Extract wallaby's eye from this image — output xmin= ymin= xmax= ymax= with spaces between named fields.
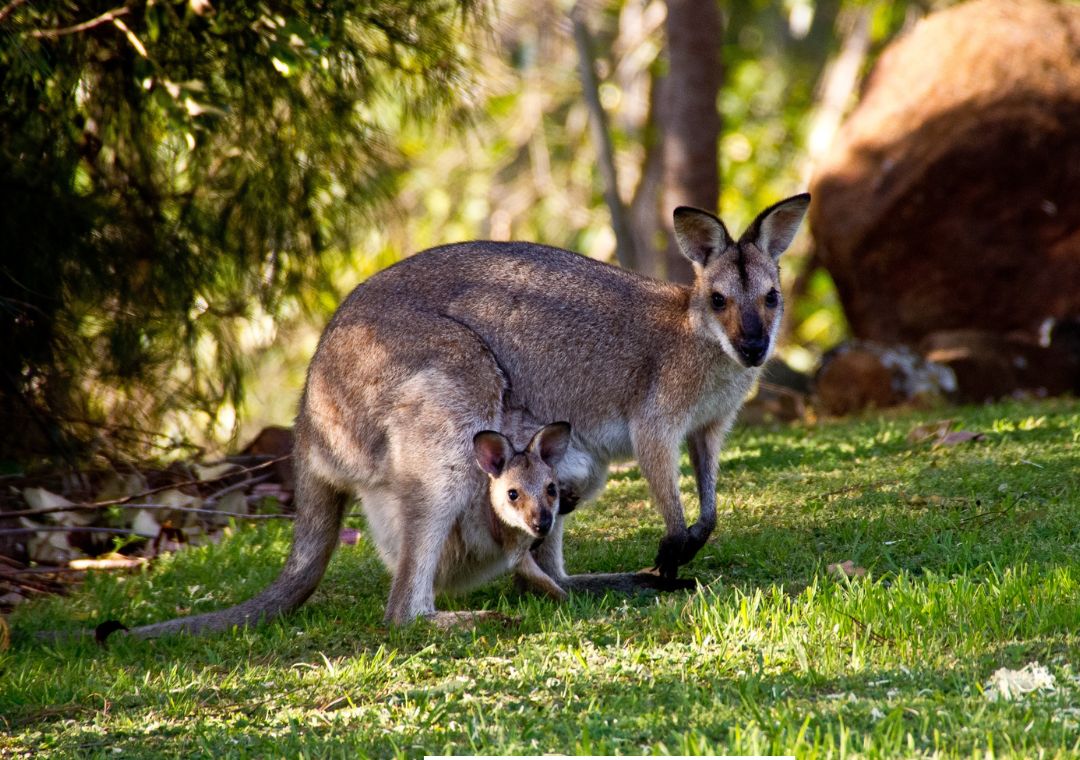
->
xmin=507 ymin=488 xmax=519 ymax=502
xmin=711 ymin=292 xmax=726 ymax=311
xmin=764 ymin=289 xmax=780 ymax=308
xmin=546 ymin=483 xmax=557 ymax=498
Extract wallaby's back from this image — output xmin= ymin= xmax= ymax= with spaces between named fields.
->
xmin=334 ymin=242 xmax=704 ymax=446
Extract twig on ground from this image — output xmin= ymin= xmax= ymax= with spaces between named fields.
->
xmin=0 ymin=526 xmax=141 ymax=537
xmin=0 ymin=456 xmax=290 ymax=520
xmin=838 ymin=610 xmax=893 ymax=646
xmin=95 ymin=501 xmax=293 ymax=520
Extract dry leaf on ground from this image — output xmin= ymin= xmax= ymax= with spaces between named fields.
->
xmin=907 ymin=419 xmax=954 ymax=444
xmin=934 ymin=430 xmax=986 ymax=446
xmin=907 ymin=419 xmax=985 ymax=447
xmin=827 ymin=560 xmax=867 ymax=578
xmin=985 ymin=662 xmax=1057 ymax=701
xmin=69 ymin=554 xmax=147 ymax=571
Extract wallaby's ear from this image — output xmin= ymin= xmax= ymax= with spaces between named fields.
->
xmin=473 ymin=431 xmax=513 ymax=478
xmin=673 ymin=206 xmax=734 ymax=267
xmin=738 ymin=193 xmax=811 ymax=260
xmin=527 ymin=422 xmax=571 ymax=469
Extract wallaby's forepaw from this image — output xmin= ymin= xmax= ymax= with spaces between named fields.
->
xmin=423 ymin=610 xmax=520 ymax=630
xmin=558 ymin=488 xmax=581 ymax=515
xmin=514 ymin=573 xmax=569 ymax=602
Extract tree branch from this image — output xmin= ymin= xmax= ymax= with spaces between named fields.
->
xmin=27 ymin=6 xmax=131 ymax=39
xmin=0 ymin=0 xmax=29 ymax=25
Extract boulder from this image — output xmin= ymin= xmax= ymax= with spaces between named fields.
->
xmin=810 ymin=0 xmax=1080 ymax=344
xmin=814 ymin=341 xmax=955 ymax=416
xmin=921 ymin=323 xmax=1080 ymax=402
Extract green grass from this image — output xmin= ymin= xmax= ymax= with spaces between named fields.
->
xmin=3 ymin=398 xmax=1079 ymax=758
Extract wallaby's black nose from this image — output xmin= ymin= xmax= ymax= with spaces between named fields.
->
xmin=738 ymin=338 xmax=769 ymax=366
xmin=535 ymin=510 xmax=553 ymax=535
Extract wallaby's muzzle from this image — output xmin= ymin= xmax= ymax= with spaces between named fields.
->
xmin=737 ymin=337 xmax=769 ymax=367
xmin=533 ymin=509 xmax=554 ymax=536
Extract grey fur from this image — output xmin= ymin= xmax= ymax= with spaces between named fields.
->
xmin=127 ymin=196 xmax=810 ymax=634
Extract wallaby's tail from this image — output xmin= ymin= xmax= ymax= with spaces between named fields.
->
xmin=127 ymin=468 xmax=349 ymax=638
xmin=560 ymin=571 xmax=697 ymax=595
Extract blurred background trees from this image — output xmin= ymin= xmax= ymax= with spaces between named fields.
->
xmin=4 ymin=0 xmax=1030 ymax=466
xmin=0 ymin=0 xmax=481 ymax=462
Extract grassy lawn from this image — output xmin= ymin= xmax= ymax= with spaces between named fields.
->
xmin=2 ymin=398 xmax=1079 ymax=758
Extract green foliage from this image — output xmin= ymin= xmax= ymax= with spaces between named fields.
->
xmin=0 ymin=0 xmax=480 ymax=461
xmin=4 ymin=398 xmax=1080 ymax=756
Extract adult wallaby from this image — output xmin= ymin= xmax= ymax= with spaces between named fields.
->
xmin=129 ymin=194 xmax=810 ymax=632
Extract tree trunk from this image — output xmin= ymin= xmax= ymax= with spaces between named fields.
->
xmin=571 ymin=2 xmax=638 ymax=271
xmin=629 ymin=65 xmax=667 ymax=281
xmin=660 ymin=0 xmax=722 ymax=283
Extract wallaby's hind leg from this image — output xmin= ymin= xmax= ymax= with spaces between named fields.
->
xmin=383 ymin=488 xmax=467 ymax=625
xmin=384 ymin=525 xmax=446 ymax=624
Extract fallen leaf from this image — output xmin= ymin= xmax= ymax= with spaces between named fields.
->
xmin=22 ymin=487 xmax=94 ymax=526
xmin=827 ymin=560 xmax=867 ymax=579
xmin=934 ymin=430 xmax=986 ymax=447
xmin=69 ymin=554 xmax=147 ymax=571
xmin=0 ymin=615 xmax=9 ymax=651
xmin=192 ymin=462 xmax=240 ymax=481
xmin=211 ymin=489 xmax=248 ymax=518
xmin=907 ymin=419 xmax=954 ymax=444
xmin=20 ymin=518 xmax=83 ymax=564
xmin=94 ymin=471 xmax=148 ymax=503
xmin=907 ymin=419 xmax=986 ymax=448
xmin=985 ymin=662 xmax=1056 ymax=701
xmin=131 ymin=509 xmax=161 ymax=538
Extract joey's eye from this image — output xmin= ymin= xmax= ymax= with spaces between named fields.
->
xmin=764 ymin=289 xmax=780 ymax=308
xmin=507 ymin=489 xmax=518 ymax=502
xmin=711 ymin=292 xmax=726 ymax=310
xmin=546 ymin=483 xmax=557 ymax=498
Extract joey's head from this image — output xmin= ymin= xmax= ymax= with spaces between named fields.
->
xmin=472 ymin=422 xmax=571 ymax=539
xmin=674 ymin=194 xmax=811 ymax=368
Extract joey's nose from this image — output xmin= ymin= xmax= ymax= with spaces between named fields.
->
xmin=534 ymin=510 xmax=553 ymax=536
xmin=738 ymin=338 xmax=769 ymax=366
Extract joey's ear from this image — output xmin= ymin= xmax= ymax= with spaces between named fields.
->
xmin=673 ymin=206 xmax=734 ymax=267
xmin=473 ymin=431 xmax=513 ymax=478
xmin=739 ymin=193 xmax=811 ymax=260
xmin=527 ymin=422 xmax=571 ymax=468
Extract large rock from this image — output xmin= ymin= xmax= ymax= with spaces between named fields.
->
xmin=810 ymin=0 xmax=1080 ymax=344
